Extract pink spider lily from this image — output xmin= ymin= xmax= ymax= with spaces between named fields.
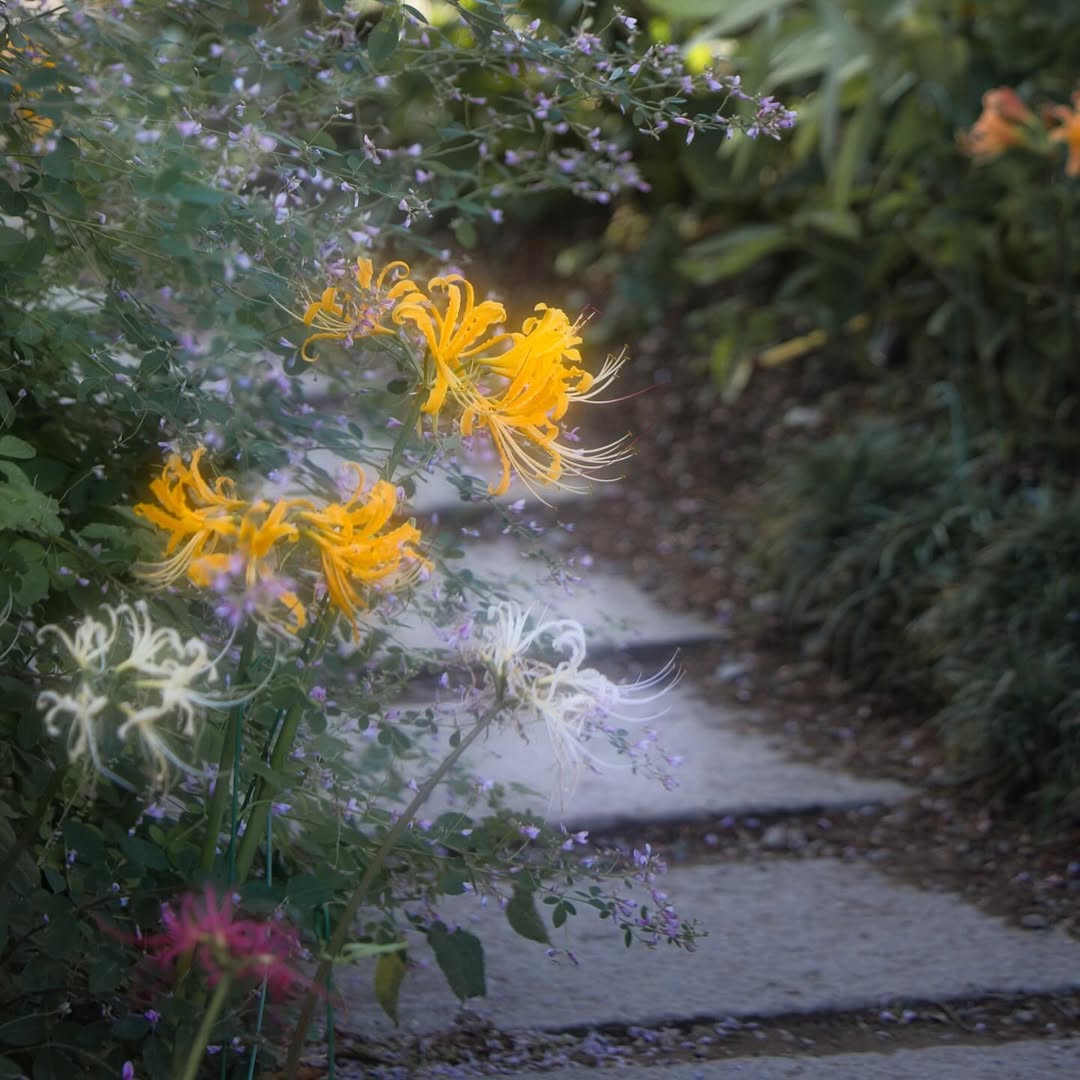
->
xmin=146 ymin=885 xmax=308 ymax=999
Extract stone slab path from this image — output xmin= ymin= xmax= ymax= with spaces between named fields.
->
xmin=394 ymin=536 xmax=733 ymax=653
xmin=409 ymin=681 xmax=909 ymax=828
xmin=335 ymin=486 xmax=1080 ymax=1077
xmin=340 ymin=858 xmax=1080 ymax=1034
xmin=505 ymin=1040 xmax=1080 ymax=1079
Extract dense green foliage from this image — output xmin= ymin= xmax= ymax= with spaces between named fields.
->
xmin=0 ymin=2 xmax=790 ymax=1075
xmin=628 ymin=0 xmax=1080 ymax=814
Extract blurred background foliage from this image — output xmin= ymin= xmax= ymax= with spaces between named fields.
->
xmin=536 ymin=0 xmax=1080 ymax=817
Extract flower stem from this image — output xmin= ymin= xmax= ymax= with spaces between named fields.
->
xmin=179 ymin=974 xmax=233 ymax=1080
xmin=200 ymin=621 xmax=257 ymax=874
xmin=232 ymin=606 xmax=335 ymax=884
xmin=283 ymin=706 xmax=500 ymax=1076
xmin=384 ymin=388 xmax=425 ymax=484
xmin=244 ymin=806 xmax=275 ymax=1080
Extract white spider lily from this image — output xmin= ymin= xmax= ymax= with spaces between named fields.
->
xmin=38 ymin=684 xmax=117 ymax=783
xmin=36 ymin=613 xmax=115 ymax=674
xmin=36 ymin=602 xmax=247 ymax=789
xmin=470 ymin=601 xmax=678 ymax=781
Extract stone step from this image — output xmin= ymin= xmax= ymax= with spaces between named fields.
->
xmin=470 ymin=1039 xmax=1080 ymax=1080
xmin=397 ymin=681 xmax=909 ymax=829
xmin=391 ymin=537 xmax=722 ymax=653
xmin=336 ymin=858 xmax=1080 ymax=1037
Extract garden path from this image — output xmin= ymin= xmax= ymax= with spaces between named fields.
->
xmin=326 ymin=461 xmax=1080 ymax=1079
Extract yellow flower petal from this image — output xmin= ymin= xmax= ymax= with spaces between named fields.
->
xmin=297 ymin=258 xmax=417 ymax=361
xmin=297 ymin=470 xmax=427 ymax=637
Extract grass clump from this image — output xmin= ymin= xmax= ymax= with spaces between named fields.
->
xmin=758 ymin=422 xmax=1079 ymax=817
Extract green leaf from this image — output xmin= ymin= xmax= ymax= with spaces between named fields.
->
xmin=286 ymin=873 xmax=333 ymax=915
xmin=368 ymin=14 xmax=401 ymax=67
xmin=111 ymin=1015 xmax=151 ymax=1040
xmin=0 ymin=227 xmax=26 ymax=261
xmin=19 ymin=963 xmax=65 ymax=993
xmin=14 ymin=317 xmax=42 ymax=345
xmin=88 ymin=959 xmax=124 ymax=994
xmin=0 ymin=437 xmax=34 ymax=460
xmin=0 ymin=1013 xmax=47 ymax=1047
xmin=120 ymin=834 xmax=168 ymax=871
xmin=0 ymin=179 xmax=28 ymax=215
xmin=829 ymin=94 xmax=877 ymax=210
xmin=0 ymin=1055 xmax=23 ymax=1079
xmin=42 ymin=138 xmax=79 ymax=180
xmin=31 ymin=1047 xmax=75 ymax=1080
xmin=9 ymin=539 xmax=48 ymax=608
xmin=0 ymin=388 xmax=15 ymax=429
xmin=791 ymin=207 xmax=862 ymax=242
xmin=170 ymin=182 xmax=228 ymax=207
xmin=427 ymin=922 xmax=485 ymax=1000
xmin=452 ymin=217 xmax=477 ymax=250
xmin=0 ymin=818 xmax=38 ymax=899
xmin=649 ymin=0 xmax=793 ymax=31
xmin=0 ymin=462 xmax=62 ymax=536
xmin=505 ymin=886 xmax=550 ymax=944
xmin=374 ymin=949 xmax=407 ymax=1025
xmin=62 ymin=820 xmax=107 ymax=860
xmin=678 ymin=225 xmax=791 ymax=284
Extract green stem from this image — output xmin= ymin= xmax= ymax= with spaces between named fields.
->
xmin=283 ymin=708 xmax=499 ymax=1076
xmin=244 ymin=806 xmax=275 ymax=1080
xmin=179 ymin=974 xmax=233 ymax=1080
xmin=226 ymin=683 xmax=245 ymax=887
xmin=200 ymin=622 xmax=257 ymax=874
xmin=384 ymin=388 xmax=425 ymax=484
xmin=231 ymin=695 xmax=303 ymax=885
xmin=232 ymin=608 xmax=335 ymax=884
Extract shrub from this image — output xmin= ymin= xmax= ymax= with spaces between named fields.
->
xmin=0 ymin=3 xmax=790 ymax=1076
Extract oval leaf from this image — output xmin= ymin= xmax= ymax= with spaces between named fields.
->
xmin=368 ymin=14 xmax=401 ymax=67
xmin=0 ymin=436 xmax=35 ymax=460
xmin=374 ymin=949 xmax=407 ymax=1025
xmin=428 ymin=922 xmax=485 ymax=1000
xmin=506 ymin=886 xmax=550 ymax=945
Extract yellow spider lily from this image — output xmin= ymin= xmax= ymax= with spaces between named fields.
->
xmin=398 ymin=287 xmax=631 ymax=496
xmin=392 ymin=273 xmax=509 ymax=415
xmin=300 ymin=257 xmax=417 ymax=361
xmin=133 ymin=449 xmax=246 ymax=587
xmin=188 ymin=499 xmax=306 ymax=633
xmin=295 ymin=464 xmax=427 ymax=638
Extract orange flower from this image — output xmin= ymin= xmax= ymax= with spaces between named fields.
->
xmin=1048 ymin=91 xmax=1080 ymax=177
xmin=133 ymin=449 xmax=246 ymax=587
xmin=134 ymin=451 xmax=305 ymax=632
xmin=295 ymin=464 xmax=428 ymax=638
xmin=962 ymin=87 xmax=1033 ymax=162
xmin=391 ymin=273 xmax=509 ymax=415
xmin=299 ymin=258 xmax=417 ymax=361
xmin=457 ymin=305 xmax=629 ymax=496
